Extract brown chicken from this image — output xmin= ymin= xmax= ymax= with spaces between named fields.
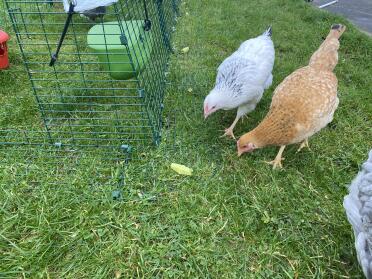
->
xmin=237 ymin=24 xmax=346 ymax=169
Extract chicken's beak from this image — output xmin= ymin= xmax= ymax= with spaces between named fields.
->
xmin=204 ymin=105 xmax=210 ymax=119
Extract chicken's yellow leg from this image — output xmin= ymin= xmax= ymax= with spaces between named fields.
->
xmin=220 ymin=115 xmax=240 ymax=140
xmin=296 ymin=139 xmax=310 ymax=153
xmin=265 ymin=145 xmax=286 ymax=169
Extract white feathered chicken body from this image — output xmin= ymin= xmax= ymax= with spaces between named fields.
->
xmin=204 ymin=27 xmax=275 ymax=139
xmin=344 ymin=150 xmax=372 ymax=279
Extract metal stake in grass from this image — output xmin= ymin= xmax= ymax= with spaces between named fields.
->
xmin=319 ymin=0 xmax=338 ymax=9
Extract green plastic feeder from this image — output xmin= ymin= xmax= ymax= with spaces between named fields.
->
xmin=87 ymin=20 xmax=153 ymax=80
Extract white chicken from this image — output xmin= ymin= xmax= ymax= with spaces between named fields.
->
xmin=203 ymin=26 xmax=275 ymax=139
xmin=344 ymin=149 xmax=372 ymax=279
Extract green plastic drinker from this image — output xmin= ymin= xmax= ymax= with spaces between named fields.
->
xmin=87 ymin=20 xmax=153 ymax=80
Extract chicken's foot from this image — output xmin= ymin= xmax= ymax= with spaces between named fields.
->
xmin=265 ymin=145 xmax=286 ymax=169
xmin=296 ymin=139 xmax=310 ymax=153
xmin=220 ymin=115 xmax=241 ymax=140
xmin=221 ymin=127 xmax=236 ymax=139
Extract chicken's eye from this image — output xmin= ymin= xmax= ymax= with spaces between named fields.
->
xmin=212 ymin=106 xmax=216 ymax=109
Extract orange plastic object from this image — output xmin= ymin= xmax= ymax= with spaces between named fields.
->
xmin=0 ymin=30 xmax=10 ymax=69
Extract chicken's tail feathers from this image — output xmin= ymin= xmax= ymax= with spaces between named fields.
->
xmin=309 ymin=23 xmax=346 ymax=71
xmin=263 ymin=25 xmax=272 ymax=37
xmin=343 ymin=149 xmax=372 ymax=279
xmin=330 ymin=23 xmax=346 ymax=39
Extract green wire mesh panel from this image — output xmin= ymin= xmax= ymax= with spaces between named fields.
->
xmin=4 ymin=0 xmax=180 ymax=148
xmin=0 ymin=128 xmax=131 ymax=199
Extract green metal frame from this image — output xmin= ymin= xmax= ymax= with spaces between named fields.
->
xmin=4 ymin=0 xmax=180 ymax=150
xmin=1 ymin=0 xmax=180 ymax=195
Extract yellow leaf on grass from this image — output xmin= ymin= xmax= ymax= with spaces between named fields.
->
xmin=171 ymin=163 xmax=193 ymax=176
xmin=181 ymin=46 xmax=190 ymax=54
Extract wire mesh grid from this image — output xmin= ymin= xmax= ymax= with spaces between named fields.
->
xmin=3 ymin=0 xmax=179 ymax=147
xmin=0 ymin=106 xmax=176 ymax=196
xmin=1 ymin=0 xmax=180 ymax=193
xmin=0 ymin=129 xmax=130 ymax=199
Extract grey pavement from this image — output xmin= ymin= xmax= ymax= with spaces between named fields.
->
xmin=312 ymin=0 xmax=372 ymax=35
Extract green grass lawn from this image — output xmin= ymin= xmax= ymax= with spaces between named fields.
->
xmin=1 ymin=0 xmax=372 ymax=278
